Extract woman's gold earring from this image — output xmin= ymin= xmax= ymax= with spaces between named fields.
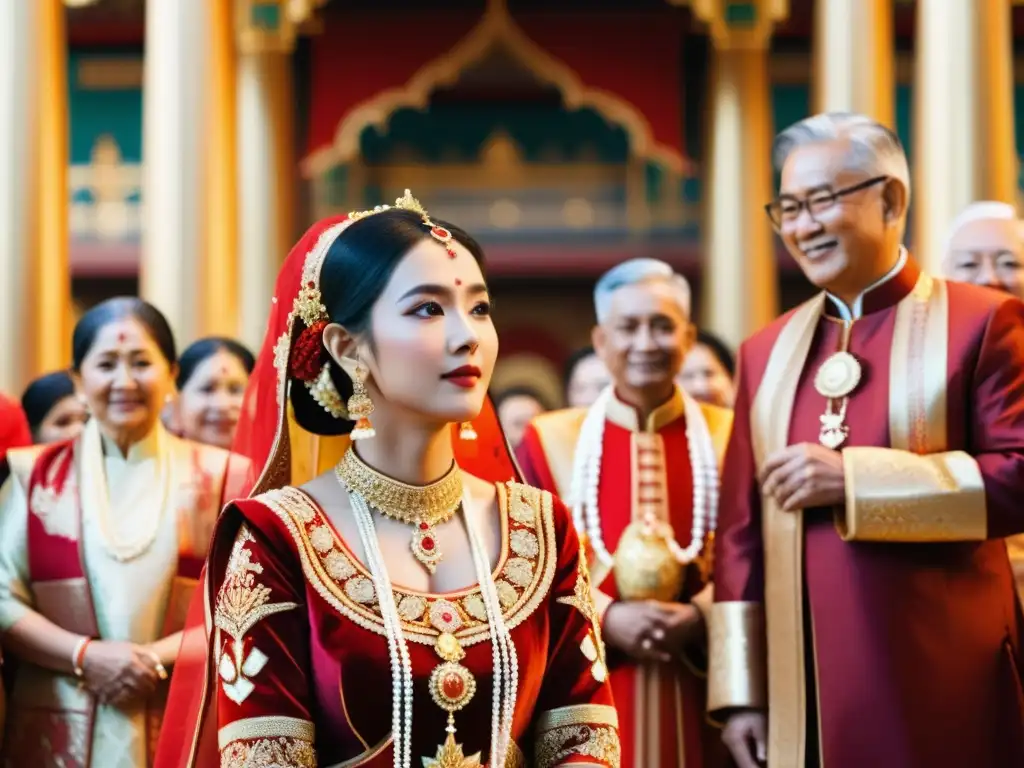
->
xmin=347 ymin=364 xmax=375 ymax=440
xmin=459 ymin=422 xmax=478 ymax=441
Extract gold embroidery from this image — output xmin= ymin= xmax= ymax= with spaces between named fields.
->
xmin=218 ymin=716 xmax=315 ymax=750
xmin=220 ymin=736 xmax=316 ymax=768
xmin=256 ymin=483 xmax=558 ymax=649
xmin=556 ymin=542 xmax=608 ymax=681
xmin=840 ymin=447 xmax=986 ymax=542
xmin=422 ymin=733 xmax=484 ymax=768
xmin=215 ymin=525 xmax=299 ymax=705
xmin=534 ymin=707 xmax=621 ymax=768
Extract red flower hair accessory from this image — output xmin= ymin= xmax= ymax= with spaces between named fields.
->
xmin=289 ymin=320 xmax=327 ymax=382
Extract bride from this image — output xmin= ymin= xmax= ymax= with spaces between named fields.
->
xmin=156 ymin=192 xmax=620 ymax=768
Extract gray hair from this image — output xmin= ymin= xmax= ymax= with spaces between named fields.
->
xmin=942 ymin=200 xmax=1019 ymax=264
xmin=772 ymin=112 xmax=911 ymax=202
xmin=594 ymin=258 xmax=691 ymax=324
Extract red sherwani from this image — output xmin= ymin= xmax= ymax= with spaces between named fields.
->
xmin=710 ymin=256 xmax=1024 ymax=768
xmin=517 ymin=389 xmax=732 ymax=768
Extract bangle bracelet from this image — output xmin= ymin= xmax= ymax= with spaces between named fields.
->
xmin=72 ymin=636 xmax=92 ymax=678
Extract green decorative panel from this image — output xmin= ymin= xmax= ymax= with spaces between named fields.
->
xmin=359 ymin=104 xmax=630 ymax=165
xmin=68 ymin=52 xmax=143 ymax=164
xmin=251 ymin=2 xmax=281 ymax=31
xmin=724 ymin=2 xmax=757 ymax=26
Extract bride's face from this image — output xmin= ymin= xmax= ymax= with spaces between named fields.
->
xmin=360 ymin=237 xmax=498 ymax=425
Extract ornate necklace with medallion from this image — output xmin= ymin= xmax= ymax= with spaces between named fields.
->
xmin=814 ymin=321 xmax=862 ymax=449
xmin=334 ymin=448 xmax=463 ymax=573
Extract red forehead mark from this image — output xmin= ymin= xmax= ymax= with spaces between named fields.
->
xmin=117 ymin=332 xmax=127 ymax=343
xmin=219 ymin=365 xmax=229 ymax=376
xmin=454 ymin=278 xmax=462 ymax=286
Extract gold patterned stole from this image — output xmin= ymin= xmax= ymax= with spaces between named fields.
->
xmin=749 ymin=272 xmax=946 ymax=766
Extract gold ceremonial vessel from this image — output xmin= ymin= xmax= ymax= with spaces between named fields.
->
xmin=612 ymin=521 xmax=686 ymax=602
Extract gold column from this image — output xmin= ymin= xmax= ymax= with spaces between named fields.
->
xmin=33 ymin=0 xmax=71 ymax=377
xmin=913 ymin=0 xmax=1016 ymax=273
xmin=236 ymin=0 xmax=296 ymax=352
xmin=0 ymin=0 xmax=70 ymax=395
xmin=693 ymin=0 xmax=786 ymax=350
xmin=203 ymin=0 xmax=239 ymax=337
xmin=813 ymin=0 xmax=894 ymax=127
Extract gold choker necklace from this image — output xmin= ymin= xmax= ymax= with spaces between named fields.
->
xmin=334 ymin=448 xmax=463 ymax=573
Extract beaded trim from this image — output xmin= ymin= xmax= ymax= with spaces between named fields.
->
xmin=256 ymin=482 xmax=557 ymax=647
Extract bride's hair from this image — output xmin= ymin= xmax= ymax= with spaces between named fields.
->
xmin=291 ymin=208 xmax=486 ymax=436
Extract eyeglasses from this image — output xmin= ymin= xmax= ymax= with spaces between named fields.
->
xmin=765 ymin=176 xmax=889 ymax=228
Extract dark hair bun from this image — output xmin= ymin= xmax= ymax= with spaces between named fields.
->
xmin=289 ymin=354 xmax=355 ymax=437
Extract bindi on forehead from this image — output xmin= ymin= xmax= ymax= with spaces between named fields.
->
xmin=454 ymin=278 xmax=462 ymax=286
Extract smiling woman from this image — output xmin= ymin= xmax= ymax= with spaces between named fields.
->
xmin=0 ymin=298 xmax=251 ymax=768
xmin=157 ymin=195 xmax=620 ymax=768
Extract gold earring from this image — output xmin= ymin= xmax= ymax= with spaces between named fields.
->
xmin=308 ymin=363 xmax=346 ymax=419
xmin=347 ymin=363 xmax=375 ymax=440
xmin=459 ymin=422 xmax=478 ymax=441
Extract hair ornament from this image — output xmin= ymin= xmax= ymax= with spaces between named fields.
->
xmin=349 ymin=189 xmax=457 ymax=258
xmin=290 ymin=320 xmax=328 ymax=382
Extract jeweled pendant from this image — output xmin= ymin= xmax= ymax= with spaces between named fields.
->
xmin=819 ymin=411 xmax=848 ymax=449
xmin=412 ymin=522 xmax=443 ymax=573
xmin=351 ymin=417 xmax=375 ymax=441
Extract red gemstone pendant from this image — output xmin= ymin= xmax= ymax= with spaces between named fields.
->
xmin=411 ymin=522 xmax=443 ymax=573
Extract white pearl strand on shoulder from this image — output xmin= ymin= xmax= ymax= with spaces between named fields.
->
xmin=569 ymin=386 xmax=719 ymax=567
xmin=347 ymin=487 xmax=518 ymax=768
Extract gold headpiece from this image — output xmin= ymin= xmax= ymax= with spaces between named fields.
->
xmin=348 ymin=189 xmax=428 ymax=221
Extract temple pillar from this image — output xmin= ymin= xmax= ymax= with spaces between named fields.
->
xmin=0 ymin=0 xmax=70 ymax=394
xmin=693 ymin=0 xmax=786 ymax=349
xmin=202 ymin=0 xmax=239 ymax=338
xmin=813 ymin=0 xmax=894 ymax=127
xmin=140 ymin=0 xmax=208 ymax=345
xmin=913 ymin=0 xmax=1016 ymax=272
xmin=236 ymin=0 xmax=296 ymax=351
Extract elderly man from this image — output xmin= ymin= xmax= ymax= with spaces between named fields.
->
xmin=942 ymin=201 xmax=1024 ymax=606
xmin=710 ymin=112 xmax=1024 ymax=768
xmin=517 ymin=258 xmax=733 ymax=768
xmin=943 ymin=200 xmax=1024 ymax=299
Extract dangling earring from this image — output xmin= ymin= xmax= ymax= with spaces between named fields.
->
xmin=347 ymin=363 xmax=375 ymax=440
xmin=309 ymin=363 xmax=347 ymax=419
xmin=459 ymin=422 xmax=478 ymax=441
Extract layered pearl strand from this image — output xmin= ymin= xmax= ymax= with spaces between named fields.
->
xmin=346 ymin=485 xmax=518 ymax=768
xmin=569 ymin=386 xmax=719 ymax=566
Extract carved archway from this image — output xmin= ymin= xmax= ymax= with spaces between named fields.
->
xmin=302 ymin=0 xmax=688 ymax=176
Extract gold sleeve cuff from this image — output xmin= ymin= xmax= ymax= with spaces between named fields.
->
xmin=840 ymin=447 xmax=987 ymax=542
xmin=219 ymin=717 xmax=316 ymax=768
xmin=707 ymin=601 xmax=767 ymax=714
xmin=535 ymin=704 xmax=621 ymax=768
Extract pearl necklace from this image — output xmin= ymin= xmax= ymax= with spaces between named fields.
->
xmin=569 ymin=386 xmax=718 ymax=568
xmin=345 ymin=486 xmax=517 ymax=767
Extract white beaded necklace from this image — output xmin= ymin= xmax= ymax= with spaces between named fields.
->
xmin=569 ymin=386 xmax=719 ymax=567
xmin=347 ymin=486 xmax=518 ymax=767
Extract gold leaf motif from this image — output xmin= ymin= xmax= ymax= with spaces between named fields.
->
xmin=215 ymin=526 xmax=299 ymax=704
xmin=508 ymin=492 xmax=537 ymax=527
xmin=421 ymin=732 xmax=483 ymax=768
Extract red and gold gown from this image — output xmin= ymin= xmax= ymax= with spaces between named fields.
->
xmin=155 ymin=209 xmax=622 ymax=768
xmin=710 ymin=254 xmax=1024 ymax=767
xmin=206 ymin=481 xmax=617 ymax=767
xmin=517 ymin=388 xmax=732 ymax=768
